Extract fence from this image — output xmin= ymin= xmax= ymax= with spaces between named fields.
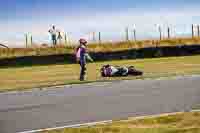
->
xmin=1 ymin=24 xmax=200 ymax=48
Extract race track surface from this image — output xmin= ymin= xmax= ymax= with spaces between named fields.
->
xmin=0 ymin=76 xmax=200 ymax=133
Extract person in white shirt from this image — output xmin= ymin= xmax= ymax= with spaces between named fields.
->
xmin=49 ymin=25 xmax=58 ymax=46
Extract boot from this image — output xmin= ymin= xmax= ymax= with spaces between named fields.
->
xmin=80 ymin=75 xmax=85 ymax=81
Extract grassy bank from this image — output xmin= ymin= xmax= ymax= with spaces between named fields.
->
xmin=42 ymin=111 xmax=200 ymax=133
xmin=0 ymin=46 xmax=74 ymax=59
xmin=0 ymin=55 xmax=200 ymax=92
xmin=1 ymin=37 xmax=200 ymax=59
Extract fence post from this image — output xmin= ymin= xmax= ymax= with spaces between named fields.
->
xmin=159 ymin=26 xmax=162 ymax=40
xmin=126 ymin=27 xmax=129 ymax=41
xmin=92 ymin=32 xmax=96 ymax=42
xmin=30 ymin=35 xmax=33 ymax=47
xmin=25 ymin=33 xmax=28 ymax=48
xmin=167 ymin=27 xmax=170 ymax=39
xmin=133 ymin=29 xmax=136 ymax=42
xmin=64 ymin=33 xmax=67 ymax=46
xmin=98 ymin=32 xmax=101 ymax=44
xmin=192 ymin=24 xmax=194 ymax=38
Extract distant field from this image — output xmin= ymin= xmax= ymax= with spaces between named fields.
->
xmin=1 ymin=55 xmax=200 ymax=92
xmin=42 ymin=111 xmax=200 ymax=133
xmin=1 ymin=37 xmax=200 ymax=59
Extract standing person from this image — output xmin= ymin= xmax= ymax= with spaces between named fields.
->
xmin=76 ymin=38 xmax=93 ymax=81
xmin=48 ymin=25 xmax=57 ymax=46
xmin=57 ymin=31 xmax=63 ymax=45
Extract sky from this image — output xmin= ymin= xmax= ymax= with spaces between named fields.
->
xmin=1 ymin=0 xmax=200 ymax=47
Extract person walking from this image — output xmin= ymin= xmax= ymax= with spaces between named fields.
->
xmin=48 ymin=25 xmax=58 ymax=46
xmin=76 ymin=38 xmax=93 ymax=81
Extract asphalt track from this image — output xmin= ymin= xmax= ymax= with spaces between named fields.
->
xmin=0 ymin=76 xmax=200 ymax=133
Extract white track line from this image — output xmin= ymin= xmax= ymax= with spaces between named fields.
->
xmin=17 ymin=110 xmax=200 ymax=133
xmin=123 ymin=112 xmax=184 ymax=121
xmin=18 ymin=120 xmax=113 ymax=133
xmin=17 ymin=112 xmax=184 ymax=133
xmin=191 ymin=109 xmax=200 ymax=112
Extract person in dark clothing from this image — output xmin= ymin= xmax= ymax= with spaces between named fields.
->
xmin=76 ymin=38 xmax=93 ymax=81
xmin=57 ymin=31 xmax=63 ymax=44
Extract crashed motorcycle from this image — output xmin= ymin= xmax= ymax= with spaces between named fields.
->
xmin=100 ymin=65 xmax=143 ymax=77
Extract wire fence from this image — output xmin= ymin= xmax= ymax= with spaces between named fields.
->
xmin=1 ymin=24 xmax=200 ymax=48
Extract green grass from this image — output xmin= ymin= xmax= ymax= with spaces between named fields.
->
xmin=1 ymin=37 xmax=200 ymax=59
xmin=0 ymin=55 xmax=200 ymax=92
xmin=41 ymin=112 xmax=200 ymax=133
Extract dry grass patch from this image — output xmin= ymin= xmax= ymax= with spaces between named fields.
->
xmin=41 ymin=112 xmax=200 ymax=133
xmin=1 ymin=37 xmax=200 ymax=59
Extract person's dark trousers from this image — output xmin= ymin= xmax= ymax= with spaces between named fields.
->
xmin=53 ymin=39 xmax=57 ymax=46
xmin=52 ymin=35 xmax=57 ymax=46
xmin=79 ymin=62 xmax=86 ymax=81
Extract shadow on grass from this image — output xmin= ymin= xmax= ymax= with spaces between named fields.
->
xmin=1 ymin=44 xmax=200 ymax=68
xmin=0 ymin=54 xmax=74 ymax=68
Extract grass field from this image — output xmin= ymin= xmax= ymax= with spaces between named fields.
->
xmin=1 ymin=37 xmax=200 ymax=59
xmin=0 ymin=55 xmax=200 ymax=92
xmin=41 ymin=111 xmax=200 ymax=133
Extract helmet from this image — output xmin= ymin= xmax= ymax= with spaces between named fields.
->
xmin=79 ymin=38 xmax=87 ymax=45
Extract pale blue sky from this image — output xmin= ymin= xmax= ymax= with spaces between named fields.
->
xmin=1 ymin=0 xmax=200 ymax=47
